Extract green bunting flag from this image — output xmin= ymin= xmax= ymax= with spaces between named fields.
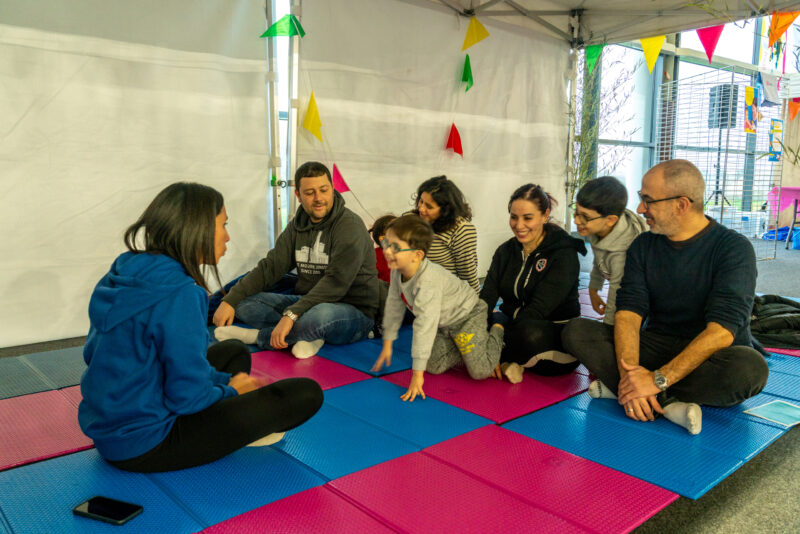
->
xmin=260 ymin=14 xmax=306 ymax=38
xmin=462 ymin=54 xmax=474 ymax=92
xmin=585 ymin=44 xmax=605 ymax=74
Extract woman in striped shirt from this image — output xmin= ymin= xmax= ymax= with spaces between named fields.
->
xmin=412 ymin=176 xmax=480 ymax=292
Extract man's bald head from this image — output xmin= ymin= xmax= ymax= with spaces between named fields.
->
xmin=645 ymin=160 xmax=705 ymax=213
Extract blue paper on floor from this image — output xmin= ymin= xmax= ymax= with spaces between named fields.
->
xmin=504 ymin=393 xmax=786 ymax=499
xmin=148 ymin=446 xmax=324 ymax=526
xmin=324 ymin=379 xmax=491 ymax=448
xmin=22 ymin=346 xmax=86 ymax=390
xmin=0 ymin=357 xmax=52 ymax=400
xmin=0 ymin=449 xmax=202 ymax=534
xmin=744 ymin=400 xmax=800 ymax=427
xmin=316 ymin=327 xmax=413 ymax=376
xmin=273 ymin=401 xmax=418 ymax=480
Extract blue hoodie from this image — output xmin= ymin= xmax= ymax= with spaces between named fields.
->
xmin=78 ymin=252 xmax=237 ymax=461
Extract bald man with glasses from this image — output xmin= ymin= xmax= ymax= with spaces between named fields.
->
xmin=562 ymin=159 xmax=768 ymax=435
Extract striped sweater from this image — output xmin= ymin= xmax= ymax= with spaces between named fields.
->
xmin=427 ymin=217 xmax=480 ymax=292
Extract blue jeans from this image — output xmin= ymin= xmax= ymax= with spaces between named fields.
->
xmin=234 ymin=292 xmax=374 ymax=349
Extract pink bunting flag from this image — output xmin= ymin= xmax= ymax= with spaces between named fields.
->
xmin=445 ymin=123 xmax=463 ymax=156
xmin=696 ymin=25 xmax=724 ymax=63
xmin=331 ymin=164 xmax=350 ymax=193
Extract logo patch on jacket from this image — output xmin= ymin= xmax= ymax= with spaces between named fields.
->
xmin=535 ymin=258 xmax=547 ymax=272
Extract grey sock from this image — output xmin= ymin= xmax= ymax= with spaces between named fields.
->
xmin=214 ymin=325 xmax=258 ymax=345
xmin=587 ymin=380 xmax=617 ymax=399
xmin=663 ymin=401 xmax=702 ymax=435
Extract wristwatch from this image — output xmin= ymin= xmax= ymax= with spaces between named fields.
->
xmin=653 ymin=369 xmax=669 ymax=391
xmin=282 ymin=310 xmax=299 ymax=322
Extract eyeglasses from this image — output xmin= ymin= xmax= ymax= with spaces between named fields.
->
xmin=380 ymin=238 xmax=416 ymax=254
xmin=569 ymin=203 xmax=605 ymax=225
xmin=637 ymin=191 xmax=694 ymax=206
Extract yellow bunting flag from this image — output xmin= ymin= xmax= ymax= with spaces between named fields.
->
xmin=640 ymin=35 xmax=666 ymax=73
xmin=769 ymin=12 xmax=800 ymax=47
xmin=302 ymin=91 xmax=322 ymax=142
xmin=462 ymin=17 xmax=490 ymax=51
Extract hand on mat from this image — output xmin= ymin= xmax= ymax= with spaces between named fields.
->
xmin=491 ymin=363 xmax=503 ymax=380
xmin=401 ymin=370 xmax=425 ymax=402
xmin=617 ymin=359 xmax=661 ymax=405
xmin=229 ymin=372 xmax=265 ymax=394
xmin=372 ymin=347 xmax=392 ymax=372
xmin=213 ymin=301 xmax=236 ymax=326
xmin=270 ymin=316 xmax=294 ymax=350
xmin=623 ymin=396 xmax=662 ymax=422
xmin=588 ymin=288 xmax=606 ymax=315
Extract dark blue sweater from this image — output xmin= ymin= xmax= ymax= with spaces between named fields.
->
xmin=78 ymin=252 xmax=237 ymax=461
xmin=616 ymin=218 xmax=756 ymax=347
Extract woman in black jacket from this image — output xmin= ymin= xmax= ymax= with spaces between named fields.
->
xmin=480 ymin=184 xmax=586 ymax=382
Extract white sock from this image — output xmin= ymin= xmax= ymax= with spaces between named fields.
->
xmin=663 ymin=402 xmax=702 ymax=435
xmin=291 ymin=339 xmax=324 ymax=359
xmin=214 ymin=325 xmax=258 ymax=345
xmin=501 ymin=362 xmax=524 ymax=384
xmin=587 ymin=380 xmax=617 ymax=399
xmin=246 ymin=432 xmax=285 ymax=447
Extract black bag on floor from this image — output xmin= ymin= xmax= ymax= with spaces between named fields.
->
xmin=750 ymin=295 xmax=800 ymax=349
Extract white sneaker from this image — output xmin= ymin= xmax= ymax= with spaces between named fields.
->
xmin=291 ymin=339 xmax=324 ymax=359
xmin=246 ymin=432 xmax=285 ymax=447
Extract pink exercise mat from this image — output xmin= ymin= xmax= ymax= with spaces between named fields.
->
xmin=425 ymin=425 xmax=678 ymax=534
xmin=250 ymin=350 xmax=370 ymax=390
xmin=328 ymin=451 xmax=586 ymax=534
xmin=59 ymin=385 xmax=83 ymax=407
xmin=767 ymin=347 xmax=800 ymax=357
xmin=0 ymin=389 xmax=93 ymax=471
xmin=382 ymin=367 xmax=591 ymax=423
xmin=200 ymin=485 xmax=393 ymax=533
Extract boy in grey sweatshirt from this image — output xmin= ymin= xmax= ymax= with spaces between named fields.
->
xmin=372 ymin=215 xmax=504 ymax=401
xmin=573 ymin=176 xmax=647 ymax=325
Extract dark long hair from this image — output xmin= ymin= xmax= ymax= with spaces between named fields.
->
xmin=124 ymin=182 xmax=224 ymax=291
xmin=412 ymin=175 xmax=472 ymax=233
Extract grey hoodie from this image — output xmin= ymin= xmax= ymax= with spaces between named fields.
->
xmin=223 ymin=190 xmax=379 ymax=319
xmin=587 ymin=209 xmax=647 ymax=324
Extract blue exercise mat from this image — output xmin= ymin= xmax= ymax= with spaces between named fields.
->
xmin=316 ymin=327 xmax=413 ymax=376
xmin=0 ymin=449 xmax=202 ymax=534
xmin=504 ymin=393 xmax=785 ymax=499
xmin=324 ymin=379 xmax=491 ymax=449
xmin=763 ymin=368 xmax=800 ymax=402
xmin=765 ymin=352 xmax=800 ymax=378
xmin=0 ymin=357 xmax=52 ymax=400
xmin=22 ymin=346 xmax=86 ymax=389
xmin=273 ymin=401 xmax=418 ymax=480
xmin=148 ymin=446 xmax=324 ymax=527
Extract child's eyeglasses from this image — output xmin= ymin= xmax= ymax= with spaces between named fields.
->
xmin=569 ymin=203 xmax=605 ymax=225
xmin=380 ymin=238 xmax=417 ymax=254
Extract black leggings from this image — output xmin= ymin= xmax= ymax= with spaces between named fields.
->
xmin=501 ymin=319 xmax=580 ymax=375
xmin=110 ymin=340 xmax=323 ymax=473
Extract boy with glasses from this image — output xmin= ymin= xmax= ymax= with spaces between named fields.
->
xmin=573 ymin=176 xmax=646 ymax=325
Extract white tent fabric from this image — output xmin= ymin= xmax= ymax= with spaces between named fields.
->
xmin=0 ymin=0 xmax=270 ymax=347
xmin=297 ymin=0 xmax=571 ymax=277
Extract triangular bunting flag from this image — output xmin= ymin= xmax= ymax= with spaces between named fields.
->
xmin=640 ymin=35 xmax=666 ymax=73
xmin=331 ymin=164 xmax=350 ymax=193
xmin=585 ymin=44 xmax=605 ymax=74
xmin=789 ymin=101 xmax=800 ymax=122
xmin=462 ymin=17 xmax=490 ymax=51
xmin=445 ymin=123 xmax=463 ymax=156
xmin=696 ymin=25 xmax=724 ymax=63
xmin=769 ymin=12 xmax=799 ymax=47
xmin=261 ymin=14 xmax=306 ymax=38
xmin=462 ymin=54 xmax=474 ymax=92
xmin=302 ymin=92 xmax=322 ymax=142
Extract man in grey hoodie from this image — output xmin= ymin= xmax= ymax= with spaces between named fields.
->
xmin=213 ymin=162 xmax=379 ymax=359
xmin=572 ymin=176 xmax=647 ymax=325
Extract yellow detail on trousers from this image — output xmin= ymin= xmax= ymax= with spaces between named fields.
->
xmin=453 ymin=332 xmax=476 ymax=355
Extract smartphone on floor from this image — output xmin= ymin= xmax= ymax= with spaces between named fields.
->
xmin=73 ymin=496 xmax=143 ymax=526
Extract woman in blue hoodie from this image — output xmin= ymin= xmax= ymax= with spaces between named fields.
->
xmin=79 ymin=183 xmax=323 ymax=472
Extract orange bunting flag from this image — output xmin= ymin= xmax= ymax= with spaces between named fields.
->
xmin=331 ymin=164 xmax=350 ymax=193
xmin=640 ymin=35 xmax=666 ymax=73
xmin=446 ymin=123 xmax=463 ymax=156
xmin=462 ymin=17 xmax=490 ymax=51
xmin=696 ymin=25 xmax=724 ymax=63
xmin=302 ymin=92 xmax=322 ymax=142
xmin=789 ymin=101 xmax=800 ymax=122
xmin=769 ymin=12 xmax=799 ymax=48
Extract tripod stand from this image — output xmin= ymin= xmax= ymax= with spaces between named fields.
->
xmin=706 ymin=127 xmax=732 ymax=206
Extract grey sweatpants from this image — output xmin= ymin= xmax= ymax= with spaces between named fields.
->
xmin=426 ymin=300 xmax=504 ymax=379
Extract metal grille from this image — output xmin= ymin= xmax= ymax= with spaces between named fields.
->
xmin=656 ymin=67 xmax=783 ymax=260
